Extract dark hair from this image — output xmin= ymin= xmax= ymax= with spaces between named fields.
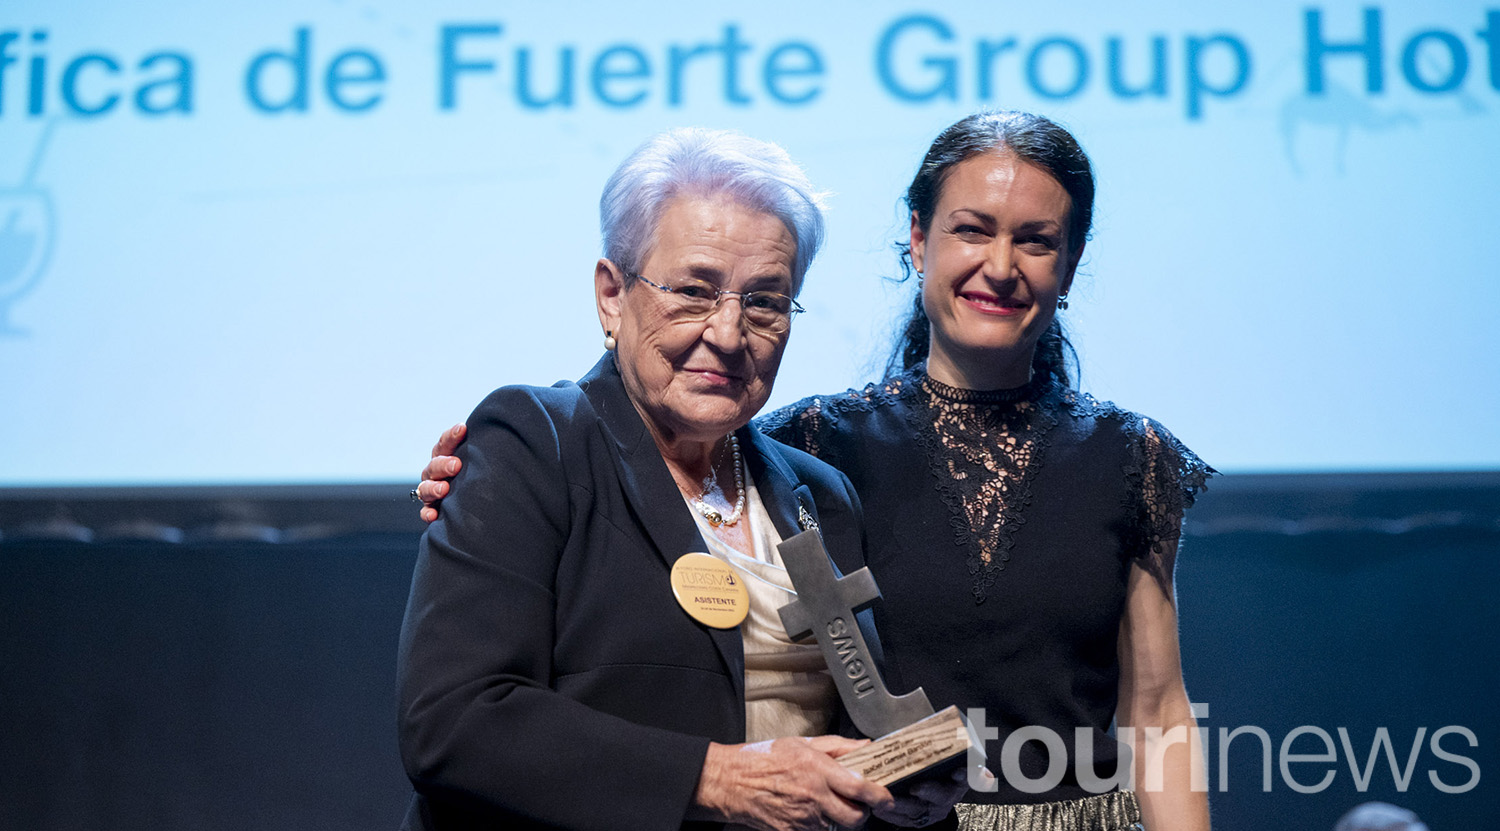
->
xmin=887 ymin=110 xmax=1095 ymax=386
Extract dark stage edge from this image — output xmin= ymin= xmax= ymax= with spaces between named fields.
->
xmin=3 ymin=471 xmax=1498 ymax=545
xmin=1 ymin=472 xmax=1496 ymax=830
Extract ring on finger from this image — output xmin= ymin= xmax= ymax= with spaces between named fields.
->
xmin=410 ymin=487 xmax=422 ymax=503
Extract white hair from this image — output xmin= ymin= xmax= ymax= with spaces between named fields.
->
xmin=599 ymin=128 xmax=828 ymax=294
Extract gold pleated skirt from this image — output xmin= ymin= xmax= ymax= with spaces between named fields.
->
xmin=955 ymin=791 xmax=1143 ymax=831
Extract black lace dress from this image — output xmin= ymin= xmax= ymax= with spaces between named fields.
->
xmin=757 ymin=370 xmax=1213 ymax=805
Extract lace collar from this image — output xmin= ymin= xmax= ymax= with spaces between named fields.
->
xmin=916 ymin=370 xmax=1047 ymax=405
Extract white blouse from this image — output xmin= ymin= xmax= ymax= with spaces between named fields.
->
xmin=684 ymin=477 xmax=837 ymax=743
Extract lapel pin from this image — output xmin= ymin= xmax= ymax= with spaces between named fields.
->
xmin=797 ymin=502 xmax=819 ymax=532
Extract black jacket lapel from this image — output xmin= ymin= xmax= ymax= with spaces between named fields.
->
xmin=741 ymin=426 xmax=813 ymax=543
xmin=577 ymin=355 xmax=709 ymax=570
xmin=576 ymin=354 xmax=746 ymax=712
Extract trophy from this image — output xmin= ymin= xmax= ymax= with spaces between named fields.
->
xmin=777 ymin=530 xmax=982 ymax=789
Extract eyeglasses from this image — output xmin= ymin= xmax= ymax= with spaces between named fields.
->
xmin=631 ymin=273 xmax=805 ymax=335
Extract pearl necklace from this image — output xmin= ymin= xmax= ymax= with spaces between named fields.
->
xmin=693 ymin=433 xmax=745 ymax=527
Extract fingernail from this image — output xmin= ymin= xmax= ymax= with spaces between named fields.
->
xmin=447 ymin=459 xmax=459 ymax=474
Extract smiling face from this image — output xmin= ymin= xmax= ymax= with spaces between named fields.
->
xmin=596 ymin=194 xmax=797 ymax=448
xmin=910 ymin=150 xmax=1084 ymax=390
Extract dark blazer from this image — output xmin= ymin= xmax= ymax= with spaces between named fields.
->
xmin=397 ymin=355 xmax=874 ymax=831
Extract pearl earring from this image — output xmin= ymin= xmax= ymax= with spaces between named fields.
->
xmin=603 ymin=331 xmax=617 ymax=351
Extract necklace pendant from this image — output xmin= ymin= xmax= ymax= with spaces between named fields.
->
xmin=690 ymin=432 xmax=746 ymax=528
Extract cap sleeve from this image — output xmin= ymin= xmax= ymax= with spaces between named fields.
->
xmin=756 ymin=396 xmax=830 ymax=458
xmin=1125 ymin=416 xmax=1216 ymax=594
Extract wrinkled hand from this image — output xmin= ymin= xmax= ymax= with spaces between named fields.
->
xmin=695 ymin=736 xmax=895 ymax=831
xmin=872 ymin=765 xmax=988 ymax=827
xmin=416 ymin=423 xmax=466 ymax=522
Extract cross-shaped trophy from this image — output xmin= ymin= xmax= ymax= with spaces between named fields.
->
xmin=777 ymin=529 xmax=983 ymax=789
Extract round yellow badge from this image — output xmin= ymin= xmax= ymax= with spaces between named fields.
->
xmin=670 ymin=552 xmax=749 ymax=629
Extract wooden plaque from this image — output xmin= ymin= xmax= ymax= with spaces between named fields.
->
xmin=836 ymin=705 xmax=977 ymax=788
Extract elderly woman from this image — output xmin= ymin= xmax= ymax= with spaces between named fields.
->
xmin=398 ymin=129 xmax=960 ymax=831
xmin=419 ymin=111 xmax=1214 ymax=831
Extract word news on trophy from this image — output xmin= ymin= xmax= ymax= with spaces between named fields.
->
xmin=776 ymin=529 xmax=984 ymax=791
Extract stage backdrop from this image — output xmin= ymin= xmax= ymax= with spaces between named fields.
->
xmin=2 ymin=0 xmax=1497 ymax=484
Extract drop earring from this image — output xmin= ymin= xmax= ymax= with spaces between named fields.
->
xmin=603 ymin=330 xmax=617 ymax=351
xmin=1057 ymin=295 xmax=1070 ymax=311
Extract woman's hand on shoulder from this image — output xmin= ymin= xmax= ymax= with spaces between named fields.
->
xmin=416 ymin=423 xmax=466 ymax=522
xmin=694 ymin=736 xmax=895 ymax=830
